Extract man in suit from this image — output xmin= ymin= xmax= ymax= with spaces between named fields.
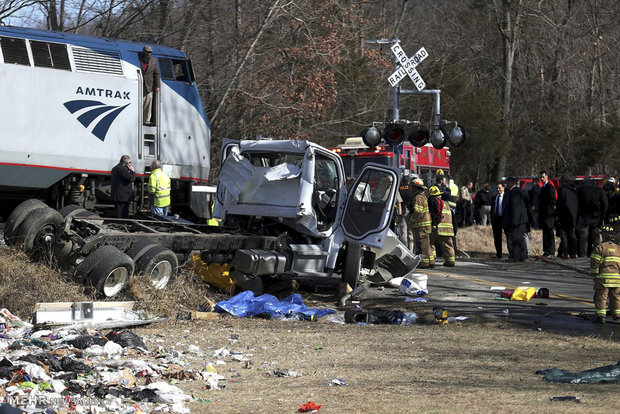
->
xmin=139 ymin=45 xmax=161 ymax=125
xmin=539 ymin=170 xmax=557 ymax=257
xmin=491 ymin=182 xmax=509 ymax=258
xmin=111 ymin=155 xmax=135 ymax=218
xmin=502 ymin=177 xmax=530 ymax=262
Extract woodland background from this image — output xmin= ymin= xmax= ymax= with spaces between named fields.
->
xmin=2 ymin=0 xmax=619 ymax=185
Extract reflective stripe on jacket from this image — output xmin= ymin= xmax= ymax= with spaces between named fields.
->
xmin=590 ymin=241 xmax=620 ymax=287
xmin=437 ymin=201 xmax=455 ymax=236
xmin=448 ymin=179 xmax=458 ymax=209
xmin=148 ymin=168 xmax=171 ymax=207
xmin=410 ymin=192 xmax=431 ymax=232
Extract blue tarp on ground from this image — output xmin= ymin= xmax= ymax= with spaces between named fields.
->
xmin=215 ymin=291 xmax=335 ymax=320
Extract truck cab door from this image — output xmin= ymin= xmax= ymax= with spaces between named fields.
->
xmin=213 ymin=139 xmax=241 ymax=218
xmin=340 ymin=164 xmax=400 ymax=249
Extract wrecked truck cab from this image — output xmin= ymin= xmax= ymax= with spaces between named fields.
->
xmin=214 ymin=139 xmax=413 ymax=293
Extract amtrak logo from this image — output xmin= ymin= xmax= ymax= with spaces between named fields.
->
xmin=64 ymin=100 xmax=130 ymax=141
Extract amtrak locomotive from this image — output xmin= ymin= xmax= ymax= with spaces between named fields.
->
xmin=0 ymin=26 xmax=211 ymax=218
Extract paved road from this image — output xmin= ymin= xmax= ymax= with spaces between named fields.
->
xmin=412 ymin=257 xmax=620 ymax=340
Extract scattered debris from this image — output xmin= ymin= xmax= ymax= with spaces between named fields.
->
xmin=398 ymin=274 xmax=428 ymax=296
xmin=550 ymin=396 xmax=581 ymax=403
xmin=298 ymin=401 xmax=321 ymax=412
xmin=329 ymin=378 xmax=346 ymax=386
xmin=537 ymin=361 xmax=620 ymax=384
xmin=269 ymin=368 xmax=302 ymax=378
xmin=344 ymin=307 xmax=417 ymax=325
xmin=0 ymin=306 xmax=254 ymax=412
xmin=216 ymin=291 xmax=335 ymax=320
xmin=510 ymin=286 xmax=537 ymax=301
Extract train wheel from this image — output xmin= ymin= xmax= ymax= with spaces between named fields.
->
xmin=135 ymin=245 xmax=178 ymax=290
xmin=17 ymin=207 xmax=64 ymax=260
xmin=4 ymin=199 xmax=47 ymax=245
xmin=342 ymin=241 xmax=362 ymax=290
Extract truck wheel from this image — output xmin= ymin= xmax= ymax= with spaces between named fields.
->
xmin=17 ymin=207 xmax=64 ymax=260
xmin=87 ymin=247 xmax=134 ymax=297
xmin=53 ymin=240 xmax=75 ymax=266
xmin=59 ymin=204 xmax=83 ymax=217
xmin=76 ymin=244 xmax=123 ymax=283
xmin=4 ymin=199 xmax=47 ymax=245
xmin=135 ymin=245 xmax=178 ymax=290
xmin=61 ymin=206 xmax=101 ymax=222
xmin=342 ymin=241 xmax=362 ymax=290
xmin=126 ymin=241 xmax=159 ymax=264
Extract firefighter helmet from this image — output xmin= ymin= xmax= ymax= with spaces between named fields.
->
xmin=412 ymin=178 xmax=425 ymax=188
xmin=429 ymin=185 xmax=441 ymax=197
xmin=435 ymin=169 xmax=445 ymax=177
xmin=601 ymin=225 xmax=615 ymax=240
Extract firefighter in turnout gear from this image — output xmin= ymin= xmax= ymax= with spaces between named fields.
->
xmin=429 ymin=185 xmax=456 ymax=267
xmin=589 ymin=225 xmax=620 ymax=324
xmin=410 ymin=178 xmax=434 ymax=268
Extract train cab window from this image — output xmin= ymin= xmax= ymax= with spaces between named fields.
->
xmin=0 ymin=37 xmax=30 ymax=66
xmin=30 ymin=41 xmax=71 ymax=70
xmin=158 ymin=57 xmax=192 ymax=83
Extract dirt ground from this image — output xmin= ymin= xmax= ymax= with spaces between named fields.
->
xmin=139 ymin=317 xmax=620 ymax=413
xmin=1 ymin=227 xmax=619 ymax=413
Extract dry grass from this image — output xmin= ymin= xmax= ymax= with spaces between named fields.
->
xmin=457 ymin=225 xmax=550 ymax=257
xmin=0 ymin=247 xmax=227 ymax=321
xmin=140 ymin=317 xmax=620 ymax=414
xmin=0 ymin=247 xmax=91 ymax=318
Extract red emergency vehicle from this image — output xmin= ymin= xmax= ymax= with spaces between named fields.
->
xmin=329 ymin=137 xmax=450 ymax=179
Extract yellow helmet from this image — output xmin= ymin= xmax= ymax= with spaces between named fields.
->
xmin=435 ymin=169 xmax=444 ymax=176
xmin=412 ymin=178 xmax=425 ymax=188
xmin=429 ymin=185 xmax=441 ymax=196
xmin=601 ymin=225 xmax=616 ymax=240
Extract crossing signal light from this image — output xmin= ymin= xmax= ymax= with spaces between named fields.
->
xmin=448 ymin=125 xmax=468 ymax=147
xmin=360 ymin=126 xmax=382 ymax=147
xmin=430 ymin=128 xmax=448 ymax=149
xmin=408 ymin=125 xmax=429 ymax=147
xmin=383 ymin=123 xmax=405 ymax=146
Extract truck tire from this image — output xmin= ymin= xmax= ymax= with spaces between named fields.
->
xmin=17 ymin=207 xmax=64 ymax=260
xmin=342 ymin=241 xmax=362 ymax=290
xmin=126 ymin=241 xmax=159 ymax=264
xmin=59 ymin=204 xmax=83 ymax=217
xmin=87 ymin=247 xmax=134 ymax=297
xmin=76 ymin=244 xmax=123 ymax=283
xmin=135 ymin=245 xmax=178 ymax=290
xmin=4 ymin=199 xmax=47 ymax=245
xmin=61 ymin=205 xmax=102 ymax=222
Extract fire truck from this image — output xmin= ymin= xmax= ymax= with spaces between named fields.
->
xmin=329 ymin=137 xmax=450 ymax=180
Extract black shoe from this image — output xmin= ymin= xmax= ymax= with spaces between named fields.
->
xmin=614 ymin=315 xmax=619 ymax=321
xmin=594 ymin=316 xmax=606 ymax=324
xmin=443 ymin=261 xmax=455 ymax=267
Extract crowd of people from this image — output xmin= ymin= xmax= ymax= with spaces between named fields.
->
xmin=396 ymin=170 xmax=620 ymax=263
xmin=396 ymin=169 xmax=620 ymax=323
xmin=449 ymin=172 xmax=620 ymax=260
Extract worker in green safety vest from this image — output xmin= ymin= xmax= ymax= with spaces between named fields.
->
xmin=148 ymin=159 xmax=171 ymax=216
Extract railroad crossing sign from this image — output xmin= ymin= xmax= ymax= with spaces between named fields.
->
xmin=387 ymin=42 xmax=428 ymax=91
